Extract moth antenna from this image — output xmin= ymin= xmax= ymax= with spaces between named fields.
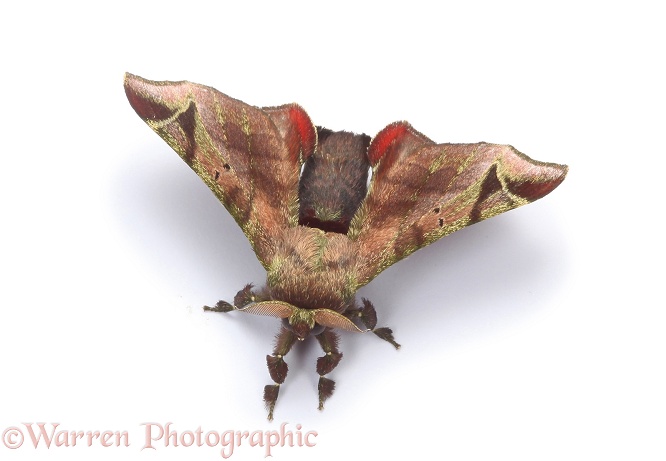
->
xmin=313 ymin=309 xmax=369 ymax=332
xmin=236 ymin=301 xmax=295 ymax=318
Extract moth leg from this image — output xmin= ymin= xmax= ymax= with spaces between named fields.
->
xmin=234 ymin=283 xmax=269 ymax=308
xmin=315 ymin=328 xmax=342 ymax=410
xmin=264 ymin=326 xmax=298 ymax=421
xmin=202 ymin=300 xmax=234 ymax=313
xmin=203 ymin=283 xmax=268 ymax=312
xmin=353 ymin=298 xmax=401 ymax=349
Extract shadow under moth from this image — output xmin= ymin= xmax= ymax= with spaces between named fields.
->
xmin=124 ymin=73 xmax=567 ymax=420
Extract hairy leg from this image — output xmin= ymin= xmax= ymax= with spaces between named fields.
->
xmin=315 ymin=328 xmax=343 ymax=410
xmin=349 ymin=298 xmax=401 ymax=349
xmin=264 ymin=326 xmax=298 ymax=421
xmin=203 ymin=283 xmax=270 ymax=312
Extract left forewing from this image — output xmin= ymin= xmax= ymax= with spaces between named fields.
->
xmin=348 ymin=122 xmax=568 ymax=287
xmin=124 ymin=73 xmax=316 ymax=268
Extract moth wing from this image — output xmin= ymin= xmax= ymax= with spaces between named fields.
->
xmin=348 ymin=122 xmax=568 ymax=287
xmin=124 ymin=73 xmax=316 ymax=268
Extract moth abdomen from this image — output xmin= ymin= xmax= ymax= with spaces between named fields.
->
xmin=298 ymin=127 xmax=371 ymax=234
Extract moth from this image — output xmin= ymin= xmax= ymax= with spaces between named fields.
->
xmin=124 ymin=73 xmax=567 ymax=420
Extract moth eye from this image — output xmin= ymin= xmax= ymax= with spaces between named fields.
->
xmin=223 ymin=163 xmax=231 ymax=170
xmin=438 ymin=218 xmax=444 ymax=227
xmin=310 ymin=323 xmax=325 ymax=336
xmin=214 ymin=170 xmax=220 ymax=180
xmin=433 ymin=207 xmax=440 ymax=213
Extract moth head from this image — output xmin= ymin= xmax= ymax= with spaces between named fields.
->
xmin=284 ymin=308 xmax=323 ymax=340
xmin=237 ymin=301 xmax=370 ymax=338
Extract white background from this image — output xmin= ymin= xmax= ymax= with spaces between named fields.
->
xmin=1 ymin=1 xmax=664 ymax=460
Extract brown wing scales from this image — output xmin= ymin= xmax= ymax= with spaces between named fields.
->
xmin=349 ymin=122 xmax=567 ymax=286
xmin=124 ymin=73 xmax=316 ymax=267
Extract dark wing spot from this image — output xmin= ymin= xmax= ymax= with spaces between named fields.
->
xmin=176 ymin=102 xmax=197 ymax=163
xmin=470 ymin=164 xmax=503 ymax=224
xmin=438 ymin=218 xmax=444 ymax=227
xmin=214 ymin=170 xmax=220 ymax=180
xmin=433 ymin=207 xmax=440 ymax=213
xmin=223 ymin=163 xmax=231 ymax=170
